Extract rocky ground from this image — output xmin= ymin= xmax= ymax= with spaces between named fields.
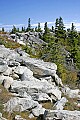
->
xmin=10 ymin=32 xmax=46 ymax=46
xmin=0 ymin=45 xmax=80 ymax=120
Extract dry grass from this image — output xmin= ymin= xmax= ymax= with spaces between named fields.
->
xmin=2 ymin=111 xmax=37 ymax=120
xmin=0 ymin=35 xmax=21 ymax=49
xmin=63 ymin=95 xmax=80 ymax=111
xmin=42 ymin=101 xmax=53 ymax=110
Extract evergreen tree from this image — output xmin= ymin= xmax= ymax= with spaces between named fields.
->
xmin=58 ymin=17 xmax=64 ymax=30
xmin=27 ymin=18 xmax=31 ymax=31
xmin=44 ymin=22 xmax=49 ymax=34
xmin=11 ymin=26 xmax=17 ymax=34
xmin=55 ymin=17 xmax=65 ymax=38
xmin=38 ymin=22 xmax=42 ymax=32
xmin=35 ymin=27 xmax=38 ymax=32
xmin=71 ymin=23 xmax=75 ymax=31
xmin=55 ymin=18 xmax=59 ymax=31
xmin=17 ymin=28 xmax=19 ymax=32
xmin=51 ymin=26 xmax=54 ymax=32
xmin=22 ymin=27 xmax=24 ymax=32
xmin=2 ymin=27 xmax=4 ymax=32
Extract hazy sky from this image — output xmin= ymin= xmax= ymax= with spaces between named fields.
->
xmin=0 ymin=0 xmax=80 ymax=31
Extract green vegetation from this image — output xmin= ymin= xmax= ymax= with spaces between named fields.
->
xmin=0 ymin=17 xmax=80 ymax=119
xmin=22 ymin=17 xmax=80 ymax=88
xmin=1 ymin=17 xmax=80 ymax=87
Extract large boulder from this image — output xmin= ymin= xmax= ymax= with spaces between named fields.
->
xmin=16 ymin=57 xmax=63 ymax=86
xmin=0 ymin=45 xmax=11 ymax=59
xmin=10 ymin=79 xmax=61 ymax=101
xmin=44 ymin=110 xmax=80 ymax=120
xmin=23 ymin=58 xmax=57 ymax=77
xmin=0 ymin=59 xmax=8 ymax=73
xmin=0 ymin=75 xmax=13 ymax=86
xmin=4 ymin=97 xmax=39 ymax=112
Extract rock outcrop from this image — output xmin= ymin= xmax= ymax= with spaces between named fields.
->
xmin=0 ymin=45 xmax=80 ymax=119
xmin=10 ymin=32 xmax=46 ymax=46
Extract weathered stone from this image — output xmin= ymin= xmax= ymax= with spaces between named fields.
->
xmin=32 ymin=106 xmax=45 ymax=117
xmin=3 ymin=67 xmax=12 ymax=76
xmin=4 ymin=97 xmax=39 ymax=112
xmin=31 ymin=93 xmax=52 ymax=102
xmin=0 ymin=65 xmax=8 ymax=73
xmin=14 ymin=66 xmax=28 ymax=75
xmin=2 ymin=76 xmax=13 ymax=89
xmin=6 ymin=50 xmax=20 ymax=61
xmin=13 ymin=91 xmax=32 ymax=100
xmin=0 ymin=45 xmax=11 ymax=59
xmin=0 ymin=75 xmax=13 ymax=85
xmin=23 ymin=58 xmax=57 ymax=76
xmin=40 ymin=76 xmax=56 ymax=85
xmin=15 ymin=115 xmax=26 ymax=120
xmin=11 ymin=73 xmax=19 ymax=80
xmin=10 ymin=80 xmax=61 ymax=100
xmin=15 ymin=48 xmax=30 ymax=57
xmin=8 ymin=60 xmax=20 ymax=67
xmin=29 ymin=113 xmax=34 ymax=119
xmin=19 ymin=57 xmax=63 ymax=86
xmin=20 ymin=68 xmax=33 ymax=81
xmin=53 ymin=97 xmax=68 ymax=110
xmin=0 ymin=59 xmax=8 ymax=73
xmin=45 ymin=110 xmax=80 ymax=120
xmin=61 ymin=86 xmax=80 ymax=98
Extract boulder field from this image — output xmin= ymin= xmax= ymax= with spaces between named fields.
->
xmin=0 ymin=45 xmax=80 ymax=120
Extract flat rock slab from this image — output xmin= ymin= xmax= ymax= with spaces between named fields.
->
xmin=45 ymin=110 xmax=80 ymax=120
xmin=4 ymin=97 xmax=39 ymax=112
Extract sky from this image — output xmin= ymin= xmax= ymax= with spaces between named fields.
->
xmin=0 ymin=0 xmax=80 ymax=31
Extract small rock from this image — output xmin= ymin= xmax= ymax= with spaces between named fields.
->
xmin=29 ymin=113 xmax=34 ymax=119
xmin=15 ymin=115 xmax=26 ymax=120
xmin=61 ymin=86 xmax=80 ymax=98
xmin=8 ymin=60 xmax=20 ymax=67
xmin=2 ymin=76 xmax=13 ymax=89
xmin=31 ymin=93 xmax=52 ymax=102
xmin=32 ymin=107 xmax=45 ymax=117
xmin=21 ymin=68 xmax=33 ymax=81
xmin=3 ymin=67 xmax=12 ymax=76
xmin=53 ymin=97 xmax=68 ymax=110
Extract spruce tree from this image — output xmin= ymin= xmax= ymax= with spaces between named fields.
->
xmin=44 ymin=22 xmax=49 ymax=34
xmin=2 ymin=27 xmax=4 ymax=32
xmin=27 ymin=18 xmax=31 ymax=31
xmin=55 ymin=17 xmax=65 ymax=38
xmin=38 ymin=22 xmax=42 ymax=32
